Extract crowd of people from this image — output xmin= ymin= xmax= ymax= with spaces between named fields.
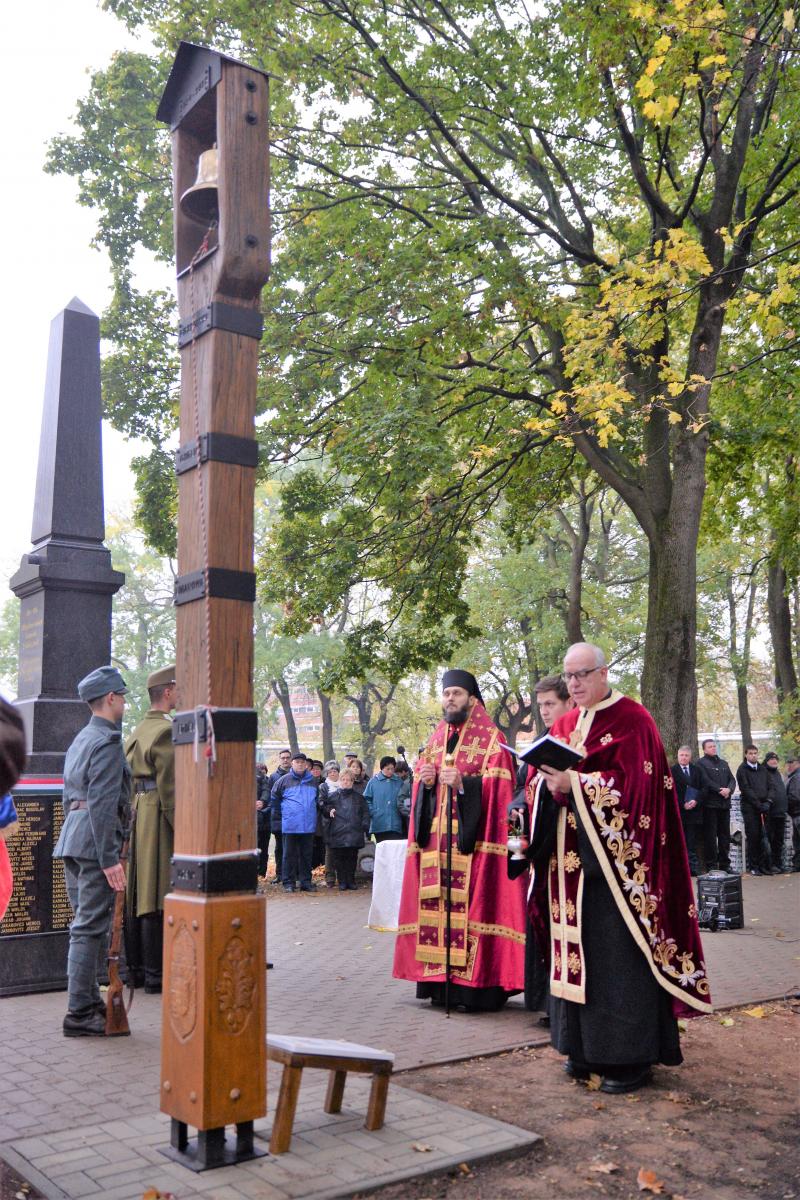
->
xmin=676 ymin=739 xmax=799 ymax=876
xmin=255 ymin=749 xmax=412 ymax=891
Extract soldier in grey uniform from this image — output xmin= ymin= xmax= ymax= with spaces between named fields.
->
xmin=53 ymin=666 xmax=131 ymax=1037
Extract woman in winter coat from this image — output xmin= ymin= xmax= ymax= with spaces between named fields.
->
xmin=318 ymin=761 xmax=341 ymax=888
xmin=318 ymin=767 xmax=370 ymax=889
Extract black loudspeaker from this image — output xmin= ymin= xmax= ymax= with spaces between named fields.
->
xmin=697 ymin=871 xmax=744 ymax=931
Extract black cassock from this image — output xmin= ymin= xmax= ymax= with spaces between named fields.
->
xmin=533 ymin=795 xmax=682 ymax=1069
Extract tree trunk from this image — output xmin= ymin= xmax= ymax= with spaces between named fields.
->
xmin=767 ymin=559 xmax=799 ymax=702
xmin=638 ymin=427 xmax=707 ymax=763
xmin=727 ymin=571 xmax=757 ymax=757
xmin=272 ymin=675 xmax=299 ymax=754
xmin=317 ymin=688 xmax=335 ymax=762
xmin=736 ymin=683 xmax=752 ymax=752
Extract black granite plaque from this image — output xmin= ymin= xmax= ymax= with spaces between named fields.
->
xmin=0 ymin=781 xmax=69 ymax=994
xmin=0 ymin=788 xmax=69 ymax=936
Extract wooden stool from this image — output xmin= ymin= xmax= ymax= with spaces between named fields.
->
xmin=266 ymin=1034 xmax=395 ymax=1154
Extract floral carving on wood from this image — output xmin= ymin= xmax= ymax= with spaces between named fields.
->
xmin=215 ymin=934 xmax=256 ymax=1035
xmin=169 ymin=920 xmax=197 ymax=1042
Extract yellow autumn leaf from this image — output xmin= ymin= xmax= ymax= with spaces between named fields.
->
xmin=700 ymin=53 xmax=728 ymax=67
xmin=744 ymin=1006 xmax=766 ymax=1018
xmin=645 ymin=54 xmax=665 ymax=76
xmin=667 ymin=410 xmax=683 ymax=424
xmin=784 ymin=9 xmax=796 ymax=31
xmin=683 ymin=73 xmax=701 ymax=87
xmin=637 ymin=76 xmax=657 ymax=97
xmin=719 ymin=1016 xmax=735 ymax=1027
xmin=653 ymin=34 xmax=672 ymax=53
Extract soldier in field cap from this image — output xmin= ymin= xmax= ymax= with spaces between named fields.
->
xmin=124 ymin=665 xmax=177 ymax=994
xmin=54 ymin=666 xmax=131 ymax=1037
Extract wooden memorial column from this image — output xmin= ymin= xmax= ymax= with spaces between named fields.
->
xmin=155 ymin=42 xmax=270 ymax=1170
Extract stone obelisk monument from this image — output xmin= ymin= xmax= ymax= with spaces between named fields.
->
xmin=0 ymin=298 xmax=124 ymax=995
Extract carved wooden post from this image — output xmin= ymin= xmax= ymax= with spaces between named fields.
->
xmin=156 ymin=42 xmax=269 ymax=1170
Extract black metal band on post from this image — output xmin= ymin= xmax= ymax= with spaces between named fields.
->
xmin=178 ymin=301 xmax=263 ymax=347
xmin=175 ymin=433 xmax=259 ymax=475
xmin=174 ymin=568 xmax=256 ymax=606
xmin=171 ymin=708 xmax=258 ymax=745
xmin=170 ymin=853 xmax=259 ymax=894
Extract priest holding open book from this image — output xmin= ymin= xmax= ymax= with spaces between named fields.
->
xmin=529 ymin=643 xmax=712 ymax=1094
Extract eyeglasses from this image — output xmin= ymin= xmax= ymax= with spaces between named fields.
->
xmin=561 ymin=667 xmax=604 ymax=683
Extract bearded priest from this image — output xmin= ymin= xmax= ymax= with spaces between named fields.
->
xmin=533 ymin=643 xmax=712 ymax=1094
xmin=393 ymin=669 xmax=528 ymax=1011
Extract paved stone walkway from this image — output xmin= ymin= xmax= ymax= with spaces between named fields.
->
xmin=0 ymin=871 xmax=796 ymax=1198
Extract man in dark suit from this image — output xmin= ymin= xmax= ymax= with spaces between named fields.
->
xmin=696 ymin=739 xmax=736 ymax=873
xmin=735 ymin=745 xmax=772 ymax=875
xmin=671 ymin=745 xmax=702 ymax=875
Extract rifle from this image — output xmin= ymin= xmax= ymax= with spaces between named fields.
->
xmin=444 ymin=751 xmax=455 ymax=1018
xmin=105 ymin=836 xmax=133 ymax=1037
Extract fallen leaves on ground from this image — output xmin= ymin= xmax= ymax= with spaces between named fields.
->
xmin=719 ymin=1017 xmax=735 ymax=1027
xmin=142 ymin=1191 xmax=176 ymax=1200
xmin=586 ymin=1073 xmax=602 ymax=1090
xmin=412 ymin=1142 xmax=432 ymax=1153
xmin=744 ymin=1006 xmax=766 ymax=1018
xmin=637 ymin=1167 xmax=665 ymax=1193
xmin=588 ymin=1161 xmax=619 ymax=1174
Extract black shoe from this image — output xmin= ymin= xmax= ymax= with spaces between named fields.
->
xmin=563 ymin=1058 xmax=590 ymax=1080
xmin=64 ymin=1008 xmax=107 ymax=1038
xmin=769 ymin=866 xmax=782 ymax=874
xmin=536 ymin=1014 xmax=551 ymax=1029
xmin=144 ymin=982 xmax=162 ymax=995
xmin=339 ymin=883 xmax=347 ymax=891
xmin=283 ymin=884 xmax=295 ymax=892
xmin=749 ymin=868 xmax=764 ymax=876
xmin=300 ymin=883 xmax=316 ymax=892
xmin=600 ymin=1067 xmax=652 ymax=1094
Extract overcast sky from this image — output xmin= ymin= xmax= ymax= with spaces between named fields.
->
xmin=0 ymin=1 xmax=157 ymax=595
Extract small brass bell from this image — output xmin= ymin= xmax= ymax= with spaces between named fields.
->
xmin=180 ymin=146 xmax=219 ymax=225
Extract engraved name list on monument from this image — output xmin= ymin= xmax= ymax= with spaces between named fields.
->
xmin=0 ymin=793 xmax=70 ymax=937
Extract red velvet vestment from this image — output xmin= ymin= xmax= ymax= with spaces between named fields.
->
xmin=393 ymin=702 xmax=528 ymax=992
xmin=530 ymin=692 xmax=712 ymax=1019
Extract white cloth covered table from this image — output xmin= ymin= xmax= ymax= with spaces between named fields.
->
xmin=367 ymin=838 xmax=407 ymax=931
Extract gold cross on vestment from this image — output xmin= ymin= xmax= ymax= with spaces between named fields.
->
xmin=461 ymin=736 xmax=485 ymax=764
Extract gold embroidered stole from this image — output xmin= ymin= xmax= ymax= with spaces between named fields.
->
xmin=413 ymin=711 xmax=496 ymax=968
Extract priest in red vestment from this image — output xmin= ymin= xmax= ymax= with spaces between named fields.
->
xmin=393 ymin=670 xmax=528 ymax=1011
xmin=530 ymin=643 xmax=712 ymax=1094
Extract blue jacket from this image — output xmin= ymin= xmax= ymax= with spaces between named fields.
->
xmin=364 ymin=772 xmax=404 ymax=835
xmin=271 ymin=768 xmax=318 ymax=834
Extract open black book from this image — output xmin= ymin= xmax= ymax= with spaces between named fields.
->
xmin=500 ymin=732 xmax=584 ymax=772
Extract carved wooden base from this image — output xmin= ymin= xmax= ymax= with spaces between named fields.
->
xmin=160 ymin=891 xmax=266 ymax=1130
xmin=161 ymin=1118 xmax=268 ymax=1171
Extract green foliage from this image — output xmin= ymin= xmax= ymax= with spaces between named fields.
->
xmin=46 ymin=0 xmax=800 ymax=725
xmin=0 ymin=598 xmax=20 ymax=696
xmin=106 ymin=518 xmax=177 ymax=727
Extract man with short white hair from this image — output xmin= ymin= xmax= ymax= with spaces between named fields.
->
xmin=672 ymin=745 xmax=702 ymax=875
xmin=530 ymin=643 xmax=711 ymax=1093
